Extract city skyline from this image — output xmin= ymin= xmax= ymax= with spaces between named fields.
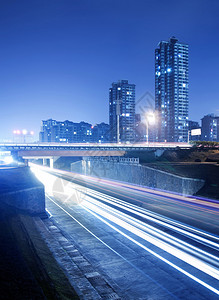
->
xmin=0 ymin=0 xmax=219 ymax=141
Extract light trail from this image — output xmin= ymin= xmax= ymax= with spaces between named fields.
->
xmin=45 ymin=193 xmax=178 ymax=299
xmin=31 ymin=165 xmax=219 ymax=296
xmin=82 ymin=205 xmax=219 ymax=297
xmin=46 ymin=192 xmax=219 ymax=296
xmin=82 ymin=196 xmax=219 ymax=277
xmin=31 ymin=163 xmax=219 ymax=213
xmin=85 ymin=188 xmax=219 ymax=249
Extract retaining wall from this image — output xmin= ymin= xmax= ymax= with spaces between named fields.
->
xmin=0 ymin=167 xmax=45 ymax=215
xmin=71 ymin=160 xmax=205 ymax=196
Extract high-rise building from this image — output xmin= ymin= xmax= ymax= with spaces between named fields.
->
xmin=155 ymin=36 xmax=189 ymax=142
xmin=201 ymin=114 xmax=219 ymax=142
xmin=109 ymin=80 xmax=135 ymax=143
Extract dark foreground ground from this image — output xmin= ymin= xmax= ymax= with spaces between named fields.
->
xmin=0 ymin=201 xmax=78 ymax=300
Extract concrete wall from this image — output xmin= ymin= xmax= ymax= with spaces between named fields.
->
xmin=0 ymin=167 xmax=45 ymax=215
xmin=71 ymin=159 xmax=205 ymax=196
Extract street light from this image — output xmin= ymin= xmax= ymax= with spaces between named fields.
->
xmin=145 ymin=111 xmax=156 ymax=144
xmin=13 ymin=129 xmax=34 ymax=143
xmin=22 ymin=129 xmax=27 ymax=143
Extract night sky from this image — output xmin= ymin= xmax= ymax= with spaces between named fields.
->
xmin=0 ymin=0 xmax=218 ymax=141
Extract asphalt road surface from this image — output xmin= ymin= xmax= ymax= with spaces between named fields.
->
xmin=31 ymin=164 xmax=219 ymax=300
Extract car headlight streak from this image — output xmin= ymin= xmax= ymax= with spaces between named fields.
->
xmin=30 ymin=164 xmax=219 ymax=296
xmin=82 ymin=197 xmax=219 ymax=280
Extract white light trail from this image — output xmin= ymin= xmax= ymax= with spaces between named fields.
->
xmin=85 ymin=188 xmax=219 ymax=249
xmin=31 ymin=165 xmax=219 ymax=296
xmin=82 ymin=197 xmax=219 ymax=280
xmin=82 ymin=204 xmax=219 ymax=296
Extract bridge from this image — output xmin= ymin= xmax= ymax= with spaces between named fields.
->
xmin=0 ymin=142 xmax=191 ymax=154
xmin=0 ymin=142 xmax=192 ymax=167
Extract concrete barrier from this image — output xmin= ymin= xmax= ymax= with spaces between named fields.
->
xmin=71 ymin=159 xmax=205 ymax=196
xmin=0 ymin=167 xmax=45 ymax=215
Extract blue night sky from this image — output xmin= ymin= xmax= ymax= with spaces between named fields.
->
xmin=0 ymin=0 xmax=218 ymax=141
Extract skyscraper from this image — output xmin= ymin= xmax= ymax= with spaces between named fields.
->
xmin=109 ymin=80 xmax=135 ymax=143
xmin=155 ymin=36 xmax=189 ymax=142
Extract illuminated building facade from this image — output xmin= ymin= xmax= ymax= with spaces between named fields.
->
xmin=39 ymin=119 xmax=92 ymax=143
xmin=155 ymin=36 xmax=189 ymax=142
xmin=201 ymin=114 xmax=219 ymax=142
xmin=39 ymin=119 xmax=110 ymax=143
xmin=109 ymin=80 xmax=135 ymax=143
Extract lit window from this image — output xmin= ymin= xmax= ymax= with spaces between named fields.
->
xmin=167 ymin=68 xmax=171 ymax=72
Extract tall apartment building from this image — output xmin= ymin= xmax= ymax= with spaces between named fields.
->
xmin=155 ymin=36 xmax=189 ymax=142
xmin=109 ymin=80 xmax=135 ymax=143
xmin=201 ymin=114 xmax=219 ymax=142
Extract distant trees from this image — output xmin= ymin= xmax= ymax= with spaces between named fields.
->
xmin=191 ymin=141 xmax=219 ymax=148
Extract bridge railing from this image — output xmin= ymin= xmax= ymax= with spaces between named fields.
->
xmin=0 ymin=142 xmax=192 ymax=149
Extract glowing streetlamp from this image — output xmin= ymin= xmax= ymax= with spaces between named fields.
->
xmin=22 ymin=129 xmax=27 ymax=143
xmin=13 ymin=129 xmax=34 ymax=143
xmin=145 ymin=111 xmax=156 ymax=143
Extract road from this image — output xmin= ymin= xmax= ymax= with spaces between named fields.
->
xmin=31 ymin=164 xmax=219 ymax=299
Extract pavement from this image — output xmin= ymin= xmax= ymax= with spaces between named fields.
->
xmin=0 ymin=199 xmax=121 ymax=299
xmin=34 ymin=215 xmax=121 ymax=299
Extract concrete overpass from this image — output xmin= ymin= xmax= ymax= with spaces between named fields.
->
xmin=0 ymin=142 xmax=192 ymax=168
